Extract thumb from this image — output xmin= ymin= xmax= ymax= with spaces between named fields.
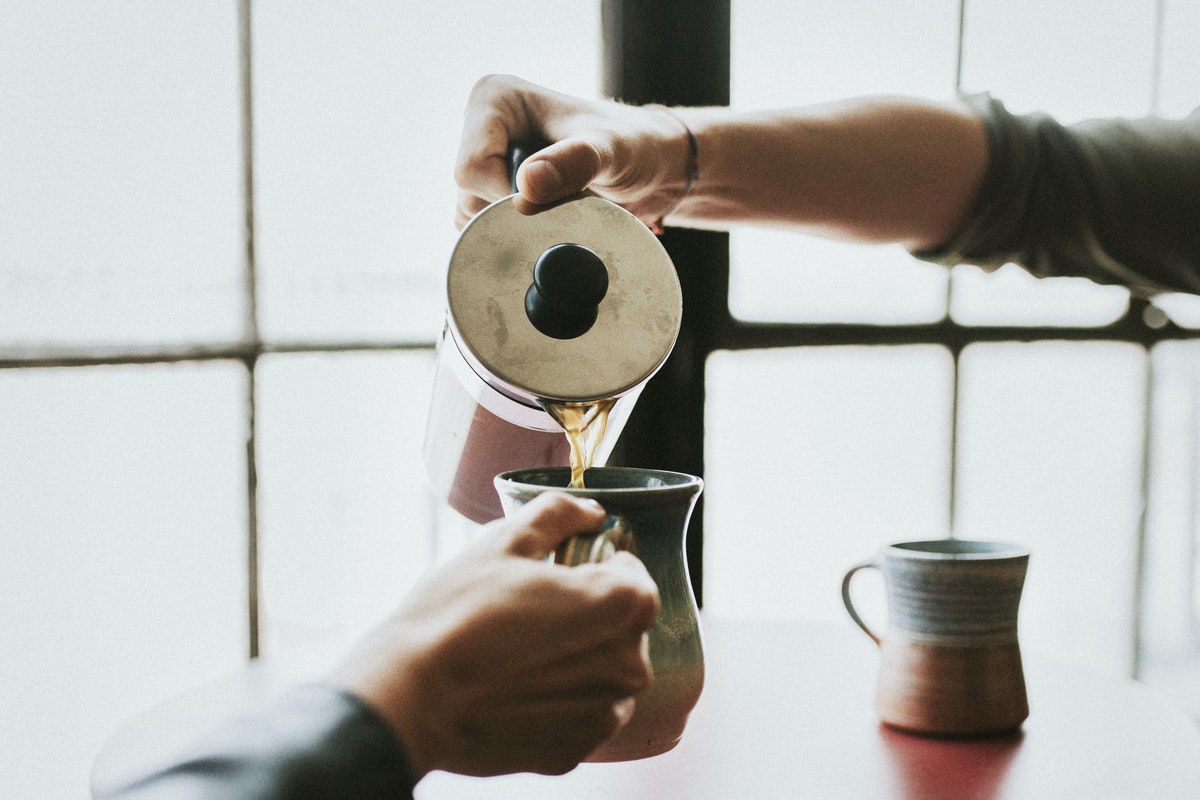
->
xmin=515 ymin=139 xmax=603 ymax=206
xmin=501 ymin=492 xmax=607 ymax=559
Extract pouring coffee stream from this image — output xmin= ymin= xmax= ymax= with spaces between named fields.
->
xmin=423 ymin=141 xmax=682 ymax=521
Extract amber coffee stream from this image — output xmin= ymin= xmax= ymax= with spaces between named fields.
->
xmin=543 ymin=398 xmax=617 ymax=488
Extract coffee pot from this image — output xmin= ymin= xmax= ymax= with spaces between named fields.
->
xmin=423 ymin=154 xmax=683 ymax=523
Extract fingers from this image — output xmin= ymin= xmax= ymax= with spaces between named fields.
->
xmin=497 ymin=492 xmax=607 ymax=559
xmin=488 ymin=494 xmax=660 ymax=632
xmin=455 ymin=74 xmax=610 ymax=227
xmin=456 ymin=138 xmax=605 ymax=227
xmin=454 ymin=75 xmax=536 ymax=227
xmin=457 ymin=693 xmax=639 ymax=777
xmin=574 ymin=552 xmax=661 ymax=633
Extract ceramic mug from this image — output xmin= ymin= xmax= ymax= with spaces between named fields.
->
xmin=841 ymin=539 xmax=1031 ymax=737
xmin=494 ymin=466 xmax=705 ymax=762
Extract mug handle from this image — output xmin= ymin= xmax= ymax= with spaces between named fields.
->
xmin=555 ymin=515 xmax=634 ymax=566
xmin=841 ymin=561 xmax=882 ymax=645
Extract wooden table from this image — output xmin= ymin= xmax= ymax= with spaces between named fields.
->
xmin=94 ymin=618 xmax=1200 ymax=799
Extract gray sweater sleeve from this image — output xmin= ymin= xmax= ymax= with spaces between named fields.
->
xmin=95 ymin=684 xmax=417 ymax=800
xmin=914 ymin=94 xmax=1200 ymax=297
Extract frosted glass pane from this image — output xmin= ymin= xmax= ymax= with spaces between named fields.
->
xmin=956 ymin=342 xmax=1145 ymax=677
xmin=1140 ymin=342 xmax=1200 ymax=705
xmin=732 ymin=0 xmax=961 ymax=105
xmin=0 ymin=3 xmax=244 ymax=349
xmin=0 ymin=363 xmax=247 ymax=800
xmin=728 ymin=0 xmax=960 ymax=324
xmin=254 ymin=1 xmax=601 ymax=343
xmin=1153 ymin=293 xmax=1200 ymax=329
xmin=729 ymin=234 xmax=950 ymax=324
xmin=257 ymin=351 xmax=439 ymax=655
xmin=961 ymin=0 xmax=1158 ymax=120
xmin=705 ymin=346 xmax=954 ymax=622
xmin=1160 ymin=0 xmax=1200 ymax=116
xmin=951 ymin=263 xmax=1130 ymax=327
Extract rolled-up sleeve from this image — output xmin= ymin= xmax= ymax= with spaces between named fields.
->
xmin=96 ymin=684 xmax=417 ymax=800
xmin=914 ymin=94 xmax=1200 ymax=297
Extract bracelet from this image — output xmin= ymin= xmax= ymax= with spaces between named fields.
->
xmin=644 ymin=103 xmax=700 ymax=235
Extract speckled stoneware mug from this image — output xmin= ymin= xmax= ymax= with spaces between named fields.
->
xmin=841 ymin=539 xmax=1031 ymax=737
xmin=495 ymin=466 xmax=705 ymax=762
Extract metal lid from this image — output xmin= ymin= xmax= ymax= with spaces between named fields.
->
xmin=446 ymin=194 xmax=682 ymax=403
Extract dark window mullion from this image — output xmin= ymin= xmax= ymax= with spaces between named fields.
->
xmin=602 ymin=0 xmax=731 ymax=605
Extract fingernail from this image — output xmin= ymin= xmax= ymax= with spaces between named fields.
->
xmin=613 ymin=696 xmax=636 ymax=726
xmin=523 ymin=159 xmax=565 ymax=201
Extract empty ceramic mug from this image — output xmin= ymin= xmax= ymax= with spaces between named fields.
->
xmin=841 ymin=539 xmax=1031 ymax=737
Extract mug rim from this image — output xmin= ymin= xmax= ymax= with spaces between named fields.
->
xmin=886 ymin=538 xmax=1029 ymax=560
xmin=495 ymin=466 xmax=703 ymax=494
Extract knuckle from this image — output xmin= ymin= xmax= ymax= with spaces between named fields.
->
xmin=597 ymin=577 xmax=660 ymax=634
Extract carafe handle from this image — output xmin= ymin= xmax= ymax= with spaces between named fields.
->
xmin=509 ymin=137 xmax=551 ymax=193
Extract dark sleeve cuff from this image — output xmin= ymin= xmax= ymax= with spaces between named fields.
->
xmin=913 ymin=94 xmax=1200 ymax=297
xmin=99 ymin=684 xmax=418 ymax=800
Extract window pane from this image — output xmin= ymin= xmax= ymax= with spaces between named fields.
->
xmin=732 ymin=0 xmax=961 ymax=105
xmin=1160 ymin=0 xmax=1200 ymax=116
xmin=254 ymin=1 xmax=601 ymax=344
xmin=704 ymin=346 xmax=953 ymax=621
xmin=951 ymin=264 xmax=1130 ymax=328
xmin=0 ymin=363 xmax=247 ymax=799
xmin=0 ymin=3 xmax=244 ymax=349
xmin=257 ymin=351 xmax=439 ymax=655
xmin=961 ymin=0 xmax=1159 ymax=120
xmin=1140 ymin=341 xmax=1200 ymax=706
xmin=1153 ymin=293 xmax=1200 ymax=329
xmin=955 ymin=342 xmax=1146 ymax=677
xmin=730 ymin=234 xmax=950 ymax=325
xmin=727 ymin=0 xmax=960 ymax=324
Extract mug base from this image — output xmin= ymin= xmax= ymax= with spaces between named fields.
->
xmin=586 ymin=660 xmax=704 ymax=762
xmin=875 ymin=638 xmax=1029 ymax=737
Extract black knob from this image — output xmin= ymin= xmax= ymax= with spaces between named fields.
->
xmin=524 ymin=244 xmax=609 ymax=339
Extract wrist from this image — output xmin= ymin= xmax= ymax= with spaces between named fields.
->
xmin=643 ymin=104 xmax=700 ymax=234
xmin=328 ymin=622 xmax=438 ymax=780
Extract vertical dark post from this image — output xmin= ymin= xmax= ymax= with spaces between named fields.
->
xmin=602 ymin=0 xmax=731 ymax=605
xmin=238 ymin=0 xmax=262 ymax=660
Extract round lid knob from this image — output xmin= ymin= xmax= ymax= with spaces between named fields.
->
xmin=524 ymin=243 xmax=609 ymax=340
xmin=446 ymin=194 xmax=681 ymax=403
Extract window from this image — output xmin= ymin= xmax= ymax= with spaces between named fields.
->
xmin=602 ymin=0 xmax=1200 ymax=724
xmin=1 ymin=2 xmax=598 ymax=796
xmin=4 ymin=2 xmax=1200 ymax=796
xmin=700 ymin=0 xmax=1200 ymax=700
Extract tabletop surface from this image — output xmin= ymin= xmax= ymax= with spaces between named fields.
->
xmin=94 ymin=617 xmax=1200 ymax=800
xmin=418 ymin=618 xmax=1200 ymax=800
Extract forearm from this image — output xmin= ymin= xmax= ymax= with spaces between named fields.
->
xmin=667 ymin=97 xmax=990 ymax=250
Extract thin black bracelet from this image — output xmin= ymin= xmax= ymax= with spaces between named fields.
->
xmin=645 ymin=103 xmax=700 ymax=235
